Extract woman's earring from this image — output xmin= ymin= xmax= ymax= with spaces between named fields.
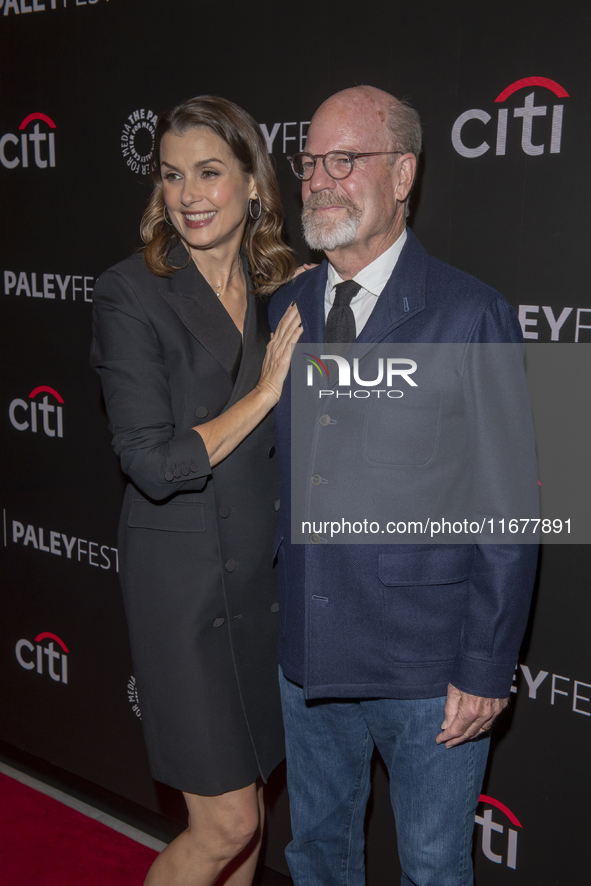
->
xmin=163 ymin=205 xmax=174 ymax=226
xmin=248 ymin=197 xmax=262 ymax=220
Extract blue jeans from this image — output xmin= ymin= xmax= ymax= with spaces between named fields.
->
xmin=279 ymin=669 xmax=490 ymax=886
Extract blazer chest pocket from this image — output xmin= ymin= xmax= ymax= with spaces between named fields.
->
xmin=378 ymin=547 xmax=472 ymax=663
xmin=363 ymin=390 xmax=443 ymax=467
xmin=128 ymin=499 xmax=206 ymax=532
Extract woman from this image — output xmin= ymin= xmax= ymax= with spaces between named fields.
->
xmin=91 ymin=96 xmax=301 ymax=886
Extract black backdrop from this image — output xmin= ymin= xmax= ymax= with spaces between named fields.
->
xmin=1 ymin=1 xmax=590 ymax=883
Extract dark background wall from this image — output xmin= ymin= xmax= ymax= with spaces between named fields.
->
xmin=1 ymin=1 xmax=589 ymax=883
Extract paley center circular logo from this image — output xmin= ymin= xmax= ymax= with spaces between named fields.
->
xmin=121 ymin=109 xmax=158 ymax=175
xmin=127 ymin=675 xmax=142 ymax=719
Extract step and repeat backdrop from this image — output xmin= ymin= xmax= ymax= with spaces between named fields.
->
xmin=1 ymin=1 xmax=589 ymax=883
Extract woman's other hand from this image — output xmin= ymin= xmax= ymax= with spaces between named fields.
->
xmin=291 ymin=263 xmax=318 ymax=280
xmin=257 ymin=303 xmax=302 ymax=402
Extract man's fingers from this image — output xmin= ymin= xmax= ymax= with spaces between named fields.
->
xmin=436 ymin=687 xmax=508 ymax=747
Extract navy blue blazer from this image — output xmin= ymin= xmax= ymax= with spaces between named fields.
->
xmin=269 ymin=229 xmax=538 ymax=701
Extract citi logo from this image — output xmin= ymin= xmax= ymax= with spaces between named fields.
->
xmin=452 ymin=76 xmax=568 ymax=158
xmin=9 ymin=385 xmax=64 ymax=437
xmin=15 ymin=632 xmax=69 ymax=684
xmin=0 ymin=112 xmax=56 ymax=169
xmin=475 ymin=794 xmax=522 ymax=870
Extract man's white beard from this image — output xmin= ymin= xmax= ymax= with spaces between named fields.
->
xmin=301 ymin=192 xmax=362 ymax=252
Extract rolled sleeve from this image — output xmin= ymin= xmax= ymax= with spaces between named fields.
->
xmin=90 ymin=269 xmax=211 ymax=501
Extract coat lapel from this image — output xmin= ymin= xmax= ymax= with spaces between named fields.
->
xmin=158 ymin=242 xmax=242 ymax=379
xmin=357 ymin=228 xmax=427 ymax=341
xmin=294 ymin=261 xmax=329 ymax=345
xmin=224 ymin=281 xmax=270 ymax=410
xmin=353 ymin=228 xmax=427 ymax=361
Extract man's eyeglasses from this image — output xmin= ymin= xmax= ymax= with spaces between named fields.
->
xmin=288 ymin=151 xmax=403 ymax=181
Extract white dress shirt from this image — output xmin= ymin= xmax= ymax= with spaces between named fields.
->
xmin=324 ymin=228 xmax=407 ymax=336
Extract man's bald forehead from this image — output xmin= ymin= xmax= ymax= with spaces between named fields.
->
xmin=310 ymin=85 xmax=422 ymax=159
xmin=314 ymin=86 xmax=400 ymax=118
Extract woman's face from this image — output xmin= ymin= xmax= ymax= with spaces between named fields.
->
xmin=160 ymin=127 xmax=256 ymax=255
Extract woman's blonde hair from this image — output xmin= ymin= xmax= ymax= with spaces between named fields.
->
xmin=140 ymin=95 xmax=295 ymax=295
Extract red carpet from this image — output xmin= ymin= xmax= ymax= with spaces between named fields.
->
xmin=0 ymin=772 xmax=158 ymax=885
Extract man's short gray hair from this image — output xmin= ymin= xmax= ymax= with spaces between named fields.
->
xmin=386 ymin=99 xmax=422 ymax=216
xmin=387 ymin=98 xmax=422 ymax=158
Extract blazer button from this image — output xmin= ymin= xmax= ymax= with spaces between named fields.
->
xmin=213 ymin=617 xmax=225 ymax=628
xmin=219 ymin=505 xmax=231 ymax=518
xmin=271 ymin=602 xmax=279 ymax=613
xmin=319 ymin=414 xmax=331 ymax=426
xmin=267 ymin=445 xmax=276 ymax=458
xmin=164 ymin=471 xmax=174 ymax=481
xmin=310 ymin=533 xmax=323 ymax=544
xmin=225 ymin=559 xmax=237 ymax=572
xmin=190 ymin=463 xmax=198 ymax=472
xmin=195 ymin=406 xmax=209 ymax=419
xmin=173 ymin=466 xmax=182 ymax=478
xmin=311 ymin=473 xmax=323 ymax=486
xmin=182 ymin=465 xmax=190 ymax=476
xmin=274 ymin=499 xmax=280 ymax=512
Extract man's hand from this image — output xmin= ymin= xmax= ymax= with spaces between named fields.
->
xmin=436 ymin=683 xmax=508 ymax=749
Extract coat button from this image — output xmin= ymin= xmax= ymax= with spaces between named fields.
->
xmin=311 ymin=473 xmax=323 ymax=486
xmin=190 ymin=463 xmax=198 ymax=472
xmin=274 ymin=499 xmax=280 ymax=512
xmin=219 ymin=505 xmax=231 ymax=518
xmin=225 ymin=559 xmax=237 ymax=572
xmin=213 ymin=617 xmax=225 ymax=628
xmin=267 ymin=445 xmax=276 ymax=458
xmin=271 ymin=602 xmax=279 ymax=613
xmin=182 ymin=465 xmax=190 ymax=476
xmin=319 ymin=414 xmax=331 ymax=426
xmin=173 ymin=466 xmax=182 ymax=478
xmin=195 ymin=406 xmax=209 ymax=419
xmin=164 ymin=471 xmax=174 ymax=481
xmin=310 ymin=533 xmax=323 ymax=544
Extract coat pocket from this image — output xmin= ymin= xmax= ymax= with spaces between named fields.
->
xmin=378 ymin=546 xmax=472 ymax=586
xmin=378 ymin=546 xmax=472 ymax=662
xmin=128 ymin=499 xmax=206 ymax=532
xmin=363 ymin=390 xmax=443 ymax=467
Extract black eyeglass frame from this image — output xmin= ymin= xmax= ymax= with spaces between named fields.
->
xmin=287 ymin=150 xmax=403 ymax=181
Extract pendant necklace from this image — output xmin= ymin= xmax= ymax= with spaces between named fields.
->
xmin=201 ymin=260 xmax=242 ymax=298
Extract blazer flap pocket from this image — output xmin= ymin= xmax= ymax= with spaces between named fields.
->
xmin=128 ymin=499 xmax=205 ymax=532
xmin=378 ymin=546 xmax=472 ymax=586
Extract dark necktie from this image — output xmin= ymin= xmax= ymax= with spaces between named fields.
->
xmin=324 ymin=280 xmax=361 ymax=344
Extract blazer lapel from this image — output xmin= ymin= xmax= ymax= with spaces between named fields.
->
xmin=294 ymin=261 xmax=329 ymax=345
xmin=158 ymin=241 xmax=242 ymax=379
xmin=354 ymin=228 xmax=427 ymax=360
xmin=224 ymin=278 xmax=270 ymax=410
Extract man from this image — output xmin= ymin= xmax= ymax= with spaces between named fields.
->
xmin=269 ymin=86 xmax=537 ymax=886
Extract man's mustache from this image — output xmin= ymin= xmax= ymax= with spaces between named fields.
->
xmin=302 ymin=192 xmax=360 ymax=213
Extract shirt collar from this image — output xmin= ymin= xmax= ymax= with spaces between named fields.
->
xmin=327 ymin=228 xmax=407 ymax=298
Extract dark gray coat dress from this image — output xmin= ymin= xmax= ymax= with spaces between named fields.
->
xmin=91 ymin=243 xmax=284 ymax=794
